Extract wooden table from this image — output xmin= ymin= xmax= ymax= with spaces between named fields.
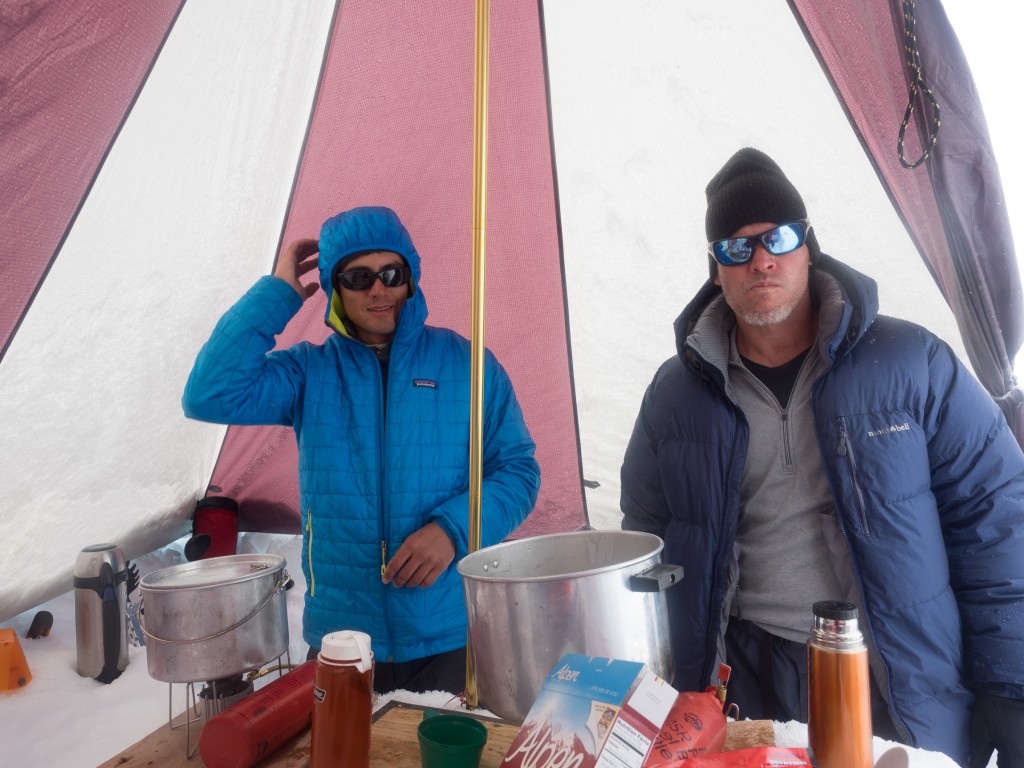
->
xmin=100 ymin=700 xmax=774 ymax=768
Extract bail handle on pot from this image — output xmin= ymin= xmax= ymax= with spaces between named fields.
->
xmin=138 ymin=568 xmax=290 ymax=645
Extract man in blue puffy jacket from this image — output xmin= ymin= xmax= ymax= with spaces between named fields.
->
xmin=184 ymin=206 xmax=541 ymax=694
xmin=621 ymin=148 xmax=1024 ymax=767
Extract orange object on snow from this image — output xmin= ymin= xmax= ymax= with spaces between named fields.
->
xmin=0 ymin=628 xmax=32 ymax=690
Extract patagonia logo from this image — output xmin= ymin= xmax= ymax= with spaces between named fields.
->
xmin=413 ymin=379 xmax=437 ymax=389
xmin=867 ymin=422 xmax=910 ymax=438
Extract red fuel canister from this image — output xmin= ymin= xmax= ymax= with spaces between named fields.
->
xmin=199 ymin=660 xmax=316 ymax=768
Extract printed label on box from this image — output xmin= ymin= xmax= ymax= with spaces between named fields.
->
xmin=501 ymin=654 xmax=678 ymax=768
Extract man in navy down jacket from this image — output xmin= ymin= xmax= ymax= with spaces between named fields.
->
xmin=184 ymin=206 xmax=541 ymax=694
xmin=620 ymin=148 xmax=1024 ymax=767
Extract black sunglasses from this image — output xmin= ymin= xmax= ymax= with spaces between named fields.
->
xmin=709 ymin=220 xmax=811 ymax=266
xmin=335 ymin=265 xmax=409 ymax=292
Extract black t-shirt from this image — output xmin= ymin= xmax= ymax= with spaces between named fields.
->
xmin=739 ymin=347 xmax=810 ymax=408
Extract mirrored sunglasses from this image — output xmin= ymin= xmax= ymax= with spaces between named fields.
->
xmin=335 ymin=265 xmax=409 ymax=291
xmin=709 ymin=220 xmax=811 ymax=266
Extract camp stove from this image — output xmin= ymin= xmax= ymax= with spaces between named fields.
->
xmin=197 ymin=674 xmax=254 ymax=724
xmin=167 ymin=651 xmax=293 ymax=759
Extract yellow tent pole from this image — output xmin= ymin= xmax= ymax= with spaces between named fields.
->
xmin=465 ymin=0 xmax=490 ymax=710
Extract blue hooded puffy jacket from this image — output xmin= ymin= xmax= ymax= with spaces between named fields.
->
xmin=184 ymin=206 xmax=541 ymax=663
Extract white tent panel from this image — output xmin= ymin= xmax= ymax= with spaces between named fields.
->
xmin=0 ymin=1 xmax=336 ymax=620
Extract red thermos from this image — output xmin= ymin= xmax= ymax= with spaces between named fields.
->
xmin=199 ymin=660 xmax=316 ymax=768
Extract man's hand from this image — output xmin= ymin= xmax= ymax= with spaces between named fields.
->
xmin=382 ymin=522 xmax=456 ymax=589
xmin=273 ymin=238 xmax=320 ymax=300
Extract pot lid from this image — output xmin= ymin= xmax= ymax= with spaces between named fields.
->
xmin=140 ymin=554 xmax=284 ymax=590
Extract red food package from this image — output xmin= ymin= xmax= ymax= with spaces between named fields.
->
xmin=644 ymin=688 xmax=728 ymax=767
xmin=670 ymin=746 xmax=816 ymax=768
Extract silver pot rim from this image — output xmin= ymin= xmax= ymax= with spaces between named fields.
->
xmin=140 ymin=553 xmax=285 ymax=591
xmin=457 ymin=529 xmax=663 ymax=584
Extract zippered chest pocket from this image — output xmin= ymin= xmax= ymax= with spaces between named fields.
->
xmin=830 ymin=412 xmax=930 ymax=536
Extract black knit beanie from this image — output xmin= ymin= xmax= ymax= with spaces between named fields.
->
xmin=704 ymin=148 xmax=819 ymax=276
xmin=705 ymin=148 xmax=807 ymax=240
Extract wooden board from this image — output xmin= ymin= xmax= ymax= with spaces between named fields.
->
xmin=723 ymin=719 xmax=775 ymax=752
xmin=99 ymin=700 xmax=774 ymax=768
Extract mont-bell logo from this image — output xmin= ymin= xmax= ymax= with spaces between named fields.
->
xmin=867 ymin=421 xmax=910 ymax=438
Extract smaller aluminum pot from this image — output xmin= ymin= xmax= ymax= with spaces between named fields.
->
xmin=140 ymin=554 xmax=290 ymax=683
xmin=458 ymin=530 xmax=682 ymax=723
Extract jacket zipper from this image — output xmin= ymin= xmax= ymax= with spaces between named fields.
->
xmin=689 ymin=345 xmax=743 ymax=688
xmin=374 ymin=349 xmax=394 ymax=661
xmin=781 ymin=409 xmax=793 ymax=469
xmin=837 ymin=417 xmax=872 ymax=535
xmin=705 ymin=402 xmax=748 ymax=686
xmin=305 ymin=508 xmax=315 ymax=597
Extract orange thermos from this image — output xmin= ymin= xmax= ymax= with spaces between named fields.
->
xmin=807 ymin=601 xmax=873 ymax=768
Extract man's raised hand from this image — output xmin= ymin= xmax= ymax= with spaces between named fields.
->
xmin=274 ymin=238 xmax=320 ymax=300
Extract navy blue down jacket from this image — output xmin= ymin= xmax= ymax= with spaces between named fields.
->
xmin=621 ymin=253 xmax=1024 ymax=765
xmin=184 ymin=207 xmax=540 ymax=664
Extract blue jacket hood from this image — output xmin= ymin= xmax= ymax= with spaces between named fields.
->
xmin=318 ymin=206 xmax=426 ymax=337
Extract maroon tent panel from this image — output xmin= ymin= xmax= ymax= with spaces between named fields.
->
xmin=207 ymin=0 xmax=589 ymax=537
xmin=789 ymin=0 xmax=1024 ymax=445
xmin=0 ymin=0 xmax=185 ymax=361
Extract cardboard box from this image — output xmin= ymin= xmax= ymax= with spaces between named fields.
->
xmin=501 ymin=654 xmax=678 ymax=768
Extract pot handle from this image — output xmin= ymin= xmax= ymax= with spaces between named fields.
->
xmin=139 ymin=570 xmax=289 ymax=645
xmin=629 ymin=563 xmax=683 ymax=592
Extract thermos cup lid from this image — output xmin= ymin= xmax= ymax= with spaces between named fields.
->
xmin=812 ymin=600 xmax=858 ymax=621
xmin=74 ymin=543 xmax=126 ymax=578
xmin=81 ymin=543 xmax=118 ymax=553
xmin=195 ymin=496 xmax=239 ymax=512
xmin=320 ymin=630 xmax=373 ymax=672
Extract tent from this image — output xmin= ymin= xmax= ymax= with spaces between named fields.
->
xmin=0 ymin=0 xmax=1017 ymax=625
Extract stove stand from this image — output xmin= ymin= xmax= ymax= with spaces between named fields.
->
xmin=167 ymin=648 xmax=293 ymax=759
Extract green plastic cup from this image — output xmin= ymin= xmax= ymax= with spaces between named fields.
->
xmin=417 ymin=713 xmax=489 ymax=768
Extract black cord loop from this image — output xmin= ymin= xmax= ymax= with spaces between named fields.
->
xmin=897 ymin=0 xmax=941 ymax=169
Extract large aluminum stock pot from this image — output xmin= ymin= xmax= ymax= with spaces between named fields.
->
xmin=139 ymin=554 xmax=289 ymax=683
xmin=457 ymin=530 xmax=682 ymax=723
